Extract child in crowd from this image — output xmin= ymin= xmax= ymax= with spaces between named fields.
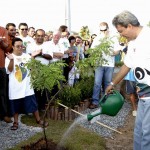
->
xmin=124 ymin=69 xmax=137 ymax=116
xmin=123 ymin=45 xmax=138 ymax=116
xmin=67 ymin=56 xmax=79 ymax=86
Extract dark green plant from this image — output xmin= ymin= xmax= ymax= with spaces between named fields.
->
xmin=76 ymin=37 xmax=115 ymax=76
xmin=58 ymin=85 xmax=81 ymax=108
xmin=26 ymin=59 xmax=66 ymax=93
xmin=57 ymin=37 xmax=115 ymax=107
xmin=26 ymin=59 xmax=66 ymax=147
xmin=75 ymin=76 xmax=94 ymax=100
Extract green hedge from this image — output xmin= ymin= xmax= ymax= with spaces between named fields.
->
xmin=58 ymin=76 xmax=94 ymax=108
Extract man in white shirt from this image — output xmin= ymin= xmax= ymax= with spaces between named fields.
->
xmin=49 ymin=30 xmax=64 ymax=63
xmin=89 ymin=22 xmax=122 ymax=109
xmin=48 ymin=30 xmax=64 ymax=96
xmin=106 ymin=10 xmax=150 ymax=150
xmin=26 ymin=29 xmax=53 ymax=111
xmin=59 ymin=25 xmax=71 ymax=59
xmin=26 ymin=29 xmax=53 ymax=65
xmin=17 ymin=23 xmax=34 ymax=52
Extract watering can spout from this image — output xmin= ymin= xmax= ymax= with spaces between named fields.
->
xmin=87 ymin=90 xmax=124 ymax=122
xmin=87 ymin=109 xmax=102 ymax=122
xmin=87 ymin=114 xmax=97 ymax=121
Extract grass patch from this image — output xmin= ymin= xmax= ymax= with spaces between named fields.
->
xmin=64 ymin=126 xmax=106 ymax=150
xmin=8 ymin=114 xmax=106 ymax=150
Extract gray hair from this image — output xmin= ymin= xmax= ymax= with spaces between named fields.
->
xmin=112 ymin=10 xmax=140 ymax=28
xmin=53 ymin=30 xmax=61 ymax=36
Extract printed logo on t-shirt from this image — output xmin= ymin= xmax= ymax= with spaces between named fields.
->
xmin=134 ymin=67 xmax=150 ymax=86
xmin=15 ymin=62 xmax=27 ymax=82
xmin=134 ymin=67 xmax=150 ymax=98
xmin=63 ymin=42 xmax=69 ymax=48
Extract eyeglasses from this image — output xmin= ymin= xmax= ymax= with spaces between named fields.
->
xmin=20 ymin=28 xmax=28 ymax=31
xmin=100 ymin=29 xmax=107 ymax=32
xmin=15 ymin=45 xmax=23 ymax=49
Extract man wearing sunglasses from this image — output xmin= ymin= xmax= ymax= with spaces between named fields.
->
xmin=89 ymin=22 xmax=122 ymax=109
xmin=17 ymin=23 xmax=34 ymax=53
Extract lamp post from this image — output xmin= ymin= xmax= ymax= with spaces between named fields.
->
xmin=65 ymin=0 xmax=71 ymax=33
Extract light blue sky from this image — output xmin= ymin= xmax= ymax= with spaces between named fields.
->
xmin=0 ymin=0 xmax=149 ymax=34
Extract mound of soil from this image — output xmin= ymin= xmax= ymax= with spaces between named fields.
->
xmin=21 ymin=138 xmax=68 ymax=150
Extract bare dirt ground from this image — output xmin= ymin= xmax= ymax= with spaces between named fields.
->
xmin=105 ymin=111 xmax=135 ymax=150
xmin=105 ymin=73 xmax=135 ymax=150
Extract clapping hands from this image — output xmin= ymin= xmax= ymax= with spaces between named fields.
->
xmin=31 ymin=49 xmax=42 ymax=57
xmin=5 ymin=52 xmax=14 ymax=60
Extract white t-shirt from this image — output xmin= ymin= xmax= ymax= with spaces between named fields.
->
xmin=48 ymin=41 xmax=64 ymax=63
xmin=91 ymin=33 xmax=121 ymax=67
xmin=68 ymin=62 xmax=76 ymax=80
xmin=26 ymin=41 xmax=53 ymax=65
xmin=17 ymin=35 xmax=34 ymax=47
xmin=59 ymin=37 xmax=70 ymax=58
xmin=124 ymin=26 xmax=150 ymax=86
xmin=123 ymin=26 xmax=150 ymax=99
xmin=5 ymin=53 xmax=34 ymax=100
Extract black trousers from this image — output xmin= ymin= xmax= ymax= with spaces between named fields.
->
xmin=0 ymin=68 xmax=8 ymax=117
xmin=35 ymin=89 xmax=49 ymax=111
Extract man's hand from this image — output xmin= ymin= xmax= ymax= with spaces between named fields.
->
xmin=5 ymin=52 xmax=14 ymax=60
xmin=31 ymin=49 xmax=42 ymax=57
xmin=105 ymin=84 xmax=114 ymax=94
xmin=6 ymin=52 xmax=14 ymax=72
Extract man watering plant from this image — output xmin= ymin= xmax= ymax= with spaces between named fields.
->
xmin=106 ymin=10 xmax=150 ymax=150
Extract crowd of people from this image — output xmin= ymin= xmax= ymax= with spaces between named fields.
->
xmin=0 ymin=22 xmax=99 ymax=130
xmin=1 ymin=10 xmax=147 ymax=150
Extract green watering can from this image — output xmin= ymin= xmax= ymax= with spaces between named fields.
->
xmin=87 ymin=90 xmax=124 ymax=121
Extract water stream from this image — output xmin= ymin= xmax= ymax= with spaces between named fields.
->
xmin=57 ymin=115 xmax=87 ymax=149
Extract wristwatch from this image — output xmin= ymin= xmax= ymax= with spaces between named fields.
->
xmin=110 ymin=82 xmax=114 ymax=86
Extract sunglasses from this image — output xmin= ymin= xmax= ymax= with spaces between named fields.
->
xmin=100 ymin=29 xmax=107 ymax=32
xmin=20 ymin=28 xmax=28 ymax=31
